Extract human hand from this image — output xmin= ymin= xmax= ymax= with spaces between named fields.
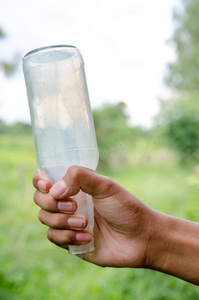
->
xmin=33 ymin=166 xmax=154 ymax=268
xmin=33 ymin=166 xmax=199 ymax=285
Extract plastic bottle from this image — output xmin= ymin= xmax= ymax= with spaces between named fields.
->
xmin=23 ymin=45 xmax=99 ymax=254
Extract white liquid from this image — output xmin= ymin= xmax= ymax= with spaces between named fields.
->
xmin=42 ymin=164 xmax=69 ymax=184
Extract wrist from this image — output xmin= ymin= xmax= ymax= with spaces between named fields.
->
xmin=144 ymin=209 xmax=199 ymax=285
xmin=144 ymin=210 xmax=170 ymax=271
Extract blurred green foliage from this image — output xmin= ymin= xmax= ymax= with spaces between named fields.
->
xmin=165 ymin=0 xmax=199 ymax=92
xmin=155 ymin=0 xmax=199 ymax=163
xmin=93 ymin=102 xmax=136 ymax=168
xmin=0 ymin=58 xmax=20 ymax=77
xmin=0 ymin=120 xmax=32 ymax=135
xmin=155 ymin=95 xmax=199 ymax=162
xmin=0 ymin=27 xmax=5 ymax=38
xmin=0 ymin=26 xmax=19 ymax=76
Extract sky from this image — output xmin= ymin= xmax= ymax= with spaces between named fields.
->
xmin=0 ymin=0 xmax=176 ymax=127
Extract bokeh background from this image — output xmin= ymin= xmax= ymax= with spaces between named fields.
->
xmin=1 ymin=0 xmax=199 ymax=298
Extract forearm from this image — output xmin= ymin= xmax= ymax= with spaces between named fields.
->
xmin=145 ymin=210 xmax=199 ymax=285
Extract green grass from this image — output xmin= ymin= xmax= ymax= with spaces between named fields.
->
xmin=1 ymin=134 xmax=199 ymax=299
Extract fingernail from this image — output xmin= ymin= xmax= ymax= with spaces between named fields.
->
xmin=76 ymin=233 xmax=92 ymax=242
xmin=38 ymin=180 xmax=46 ymax=192
xmin=68 ymin=217 xmax=85 ymax=229
xmin=57 ymin=201 xmax=75 ymax=212
xmin=50 ymin=180 xmax=67 ymax=198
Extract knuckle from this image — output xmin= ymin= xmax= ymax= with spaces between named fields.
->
xmin=67 ymin=165 xmax=84 ymax=181
xmin=62 ymin=230 xmax=76 ymax=245
xmin=45 ymin=194 xmax=52 ymax=208
xmin=45 ymin=194 xmax=56 ymax=211
xmin=47 ymin=228 xmax=76 ymax=246
xmin=51 ymin=214 xmax=60 ymax=228
xmin=103 ymin=177 xmax=115 ymax=193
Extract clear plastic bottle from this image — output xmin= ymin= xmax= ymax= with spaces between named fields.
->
xmin=23 ymin=45 xmax=99 ymax=254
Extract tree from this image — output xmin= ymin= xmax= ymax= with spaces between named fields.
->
xmin=155 ymin=0 xmax=199 ymax=162
xmin=93 ymin=102 xmax=135 ymax=168
xmin=0 ymin=27 xmax=5 ymax=38
xmin=156 ymin=96 xmax=199 ymax=161
xmin=0 ymin=26 xmax=19 ymax=76
xmin=165 ymin=0 xmax=199 ymax=93
xmin=0 ymin=119 xmax=31 ymax=134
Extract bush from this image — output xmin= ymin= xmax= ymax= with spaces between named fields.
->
xmin=155 ymin=95 xmax=199 ymax=163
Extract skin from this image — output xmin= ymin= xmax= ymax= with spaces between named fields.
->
xmin=33 ymin=166 xmax=199 ymax=285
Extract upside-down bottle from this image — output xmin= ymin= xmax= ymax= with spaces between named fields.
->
xmin=23 ymin=45 xmax=99 ymax=254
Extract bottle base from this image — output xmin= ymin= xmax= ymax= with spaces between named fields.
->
xmin=68 ymin=239 xmax=95 ymax=255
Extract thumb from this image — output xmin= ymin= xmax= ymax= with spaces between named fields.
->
xmin=49 ymin=165 xmax=119 ymax=200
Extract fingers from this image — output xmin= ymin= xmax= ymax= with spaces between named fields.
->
xmin=49 ymin=165 xmax=119 ymax=200
xmin=33 ymin=166 xmax=119 ymax=201
xmin=47 ymin=228 xmax=93 ymax=248
xmin=33 ymin=169 xmax=52 ymax=193
xmin=34 ymin=186 xmax=92 ymax=247
xmin=38 ymin=209 xmax=87 ymax=230
xmin=33 ymin=167 xmax=97 ymax=249
xmin=34 ymin=190 xmax=77 ymax=213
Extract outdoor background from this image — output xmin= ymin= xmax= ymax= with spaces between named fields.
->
xmin=1 ymin=0 xmax=199 ymax=299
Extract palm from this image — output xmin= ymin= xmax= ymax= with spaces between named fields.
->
xmin=83 ymin=192 xmax=149 ymax=268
